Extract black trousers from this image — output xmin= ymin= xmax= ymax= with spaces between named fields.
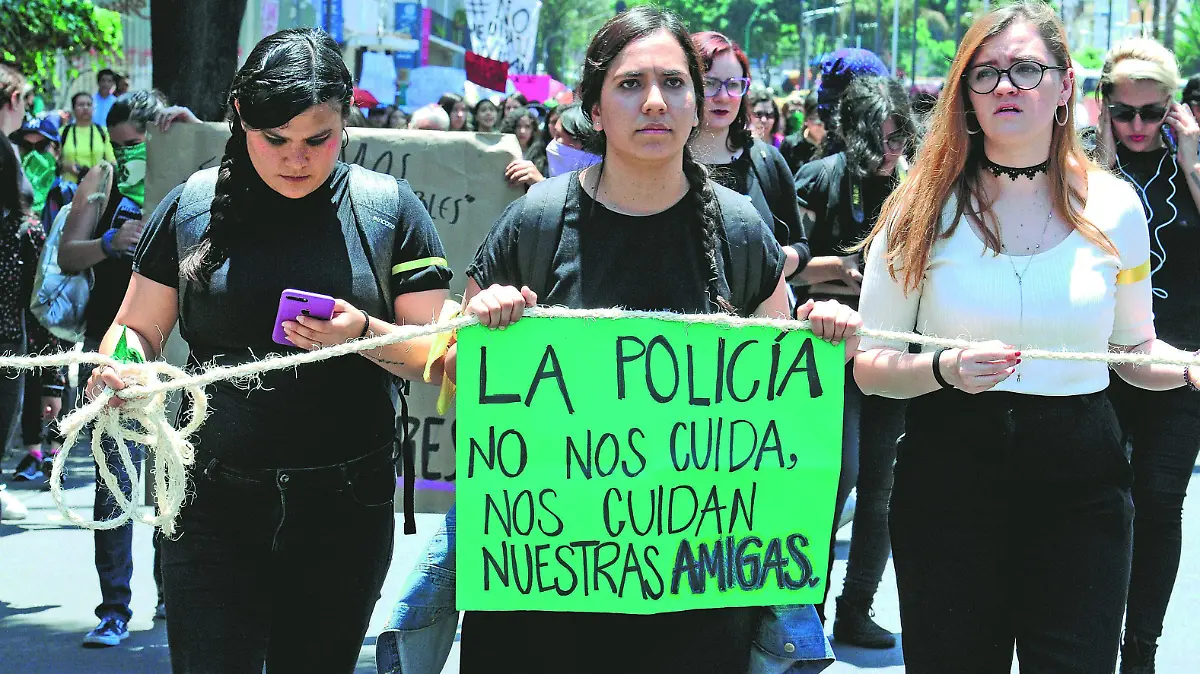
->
xmin=891 ymin=390 xmax=1133 ymax=674
xmin=841 ymin=394 xmax=905 ymax=603
xmin=162 ymin=447 xmax=396 ymax=674
xmin=1108 ymin=375 xmax=1200 ymax=642
xmin=461 ymin=606 xmax=760 ymax=673
xmin=0 ymin=342 xmax=25 ymax=459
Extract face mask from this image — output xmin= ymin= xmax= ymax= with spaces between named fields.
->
xmin=546 ymin=139 xmax=601 ymax=178
xmin=113 ymin=141 xmax=146 ymax=207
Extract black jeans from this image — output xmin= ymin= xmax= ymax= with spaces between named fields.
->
xmin=818 ymin=364 xmax=861 ymax=619
xmin=163 ymin=447 xmax=396 ymax=674
xmin=0 ymin=342 xmax=26 ymax=459
xmin=21 ymin=371 xmax=67 ymax=447
xmin=840 ymin=394 xmax=906 ymax=603
xmin=1108 ymin=375 xmax=1200 ymax=642
xmin=891 ymin=390 xmax=1133 ymax=674
xmin=78 ymin=345 xmax=163 ymax=622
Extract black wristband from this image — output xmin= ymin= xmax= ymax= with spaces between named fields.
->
xmin=359 ymin=310 xmax=371 ymax=338
xmin=932 ymin=347 xmax=953 ymax=389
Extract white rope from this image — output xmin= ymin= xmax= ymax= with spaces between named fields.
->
xmin=4 ymin=306 xmax=1196 ymax=535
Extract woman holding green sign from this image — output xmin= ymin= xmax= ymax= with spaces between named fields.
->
xmin=854 ymin=3 xmax=1198 ymax=672
xmin=454 ymin=6 xmax=861 ymax=672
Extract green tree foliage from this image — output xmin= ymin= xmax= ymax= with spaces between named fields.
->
xmin=0 ymin=0 xmax=123 ymax=95
xmin=1177 ymin=3 xmax=1200 ymax=76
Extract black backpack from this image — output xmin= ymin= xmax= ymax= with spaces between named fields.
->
xmin=172 ymin=165 xmax=422 ymax=534
xmin=515 ymin=172 xmax=770 ymax=316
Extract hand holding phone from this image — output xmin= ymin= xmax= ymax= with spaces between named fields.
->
xmin=273 ymin=289 xmax=336 ymax=347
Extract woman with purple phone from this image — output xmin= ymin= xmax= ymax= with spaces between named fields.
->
xmin=1091 ymin=38 xmax=1200 ymax=673
xmin=84 ymin=29 xmax=452 ymax=673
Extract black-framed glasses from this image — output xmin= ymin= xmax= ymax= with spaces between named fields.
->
xmin=752 ymin=109 xmax=777 ymax=120
xmin=703 ymin=77 xmax=750 ymax=98
xmin=1107 ymin=102 xmax=1169 ymax=123
xmin=884 ymin=133 xmax=909 ymax=152
xmin=963 ymin=60 xmax=1066 ymax=94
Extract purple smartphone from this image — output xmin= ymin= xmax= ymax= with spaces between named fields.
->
xmin=272 ymin=289 xmax=336 ymax=347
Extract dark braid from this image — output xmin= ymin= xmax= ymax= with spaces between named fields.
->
xmin=681 ymin=146 xmax=735 ymax=314
xmin=178 ymin=28 xmax=353 ymax=286
xmin=179 ymin=107 xmax=249 ymax=286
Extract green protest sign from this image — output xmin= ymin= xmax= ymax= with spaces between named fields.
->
xmin=455 ymin=315 xmax=843 ymax=614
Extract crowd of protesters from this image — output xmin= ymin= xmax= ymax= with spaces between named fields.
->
xmin=2 ymin=2 xmax=1200 ymax=673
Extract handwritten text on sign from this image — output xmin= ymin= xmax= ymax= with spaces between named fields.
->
xmin=455 ymin=317 xmax=844 ymax=614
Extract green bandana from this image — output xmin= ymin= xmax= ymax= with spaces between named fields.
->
xmin=21 ymin=150 xmax=57 ymax=214
xmin=113 ymin=141 xmax=146 ymax=207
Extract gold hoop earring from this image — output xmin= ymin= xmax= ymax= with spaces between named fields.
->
xmin=1055 ymin=105 xmax=1068 ymax=127
xmin=965 ymin=111 xmax=982 ymax=135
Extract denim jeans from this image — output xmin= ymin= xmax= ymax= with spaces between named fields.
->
xmin=892 ymin=390 xmax=1133 ymax=673
xmin=163 ymin=446 xmax=396 ymax=673
xmin=78 ymin=344 xmax=163 ymax=622
xmin=377 ymin=506 xmax=458 ymax=674
xmin=1108 ymin=375 xmax=1200 ymax=641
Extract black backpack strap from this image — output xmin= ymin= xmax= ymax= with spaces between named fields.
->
xmin=517 ymin=172 xmax=574 ymax=295
xmin=344 ymin=165 xmax=421 ymax=533
xmin=174 ymin=167 xmax=220 ymax=336
xmin=712 ymin=181 xmax=767 ymax=315
xmin=346 ymin=164 xmax=399 ymax=323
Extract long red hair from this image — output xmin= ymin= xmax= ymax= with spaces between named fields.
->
xmin=861 ymin=1 xmax=1115 ymax=292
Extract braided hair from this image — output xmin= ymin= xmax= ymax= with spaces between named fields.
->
xmin=179 ymin=28 xmax=354 ymax=286
xmin=578 ymin=5 xmax=735 ymax=313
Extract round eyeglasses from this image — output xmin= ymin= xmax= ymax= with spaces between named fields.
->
xmin=963 ymin=60 xmax=1067 ymax=95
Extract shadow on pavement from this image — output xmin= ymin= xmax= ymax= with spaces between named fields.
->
xmin=830 ymin=636 xmax=906 ymax=668
xmin=1 ymin=600 xmax=172 ymax=673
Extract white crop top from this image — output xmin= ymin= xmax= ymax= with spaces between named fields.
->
xmin=859 ymin=170 xmax=1156 ymax=396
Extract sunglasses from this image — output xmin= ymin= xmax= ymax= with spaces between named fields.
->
xmin=963 ymin=60 xmax=1066 ymax=95
xmin=704 ymin=77 xmax=750 ymax=98
xmin=1107 ymin=102 xmax=1169 ymax=123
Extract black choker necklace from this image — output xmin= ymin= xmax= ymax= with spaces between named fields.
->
xmin=982 ymin=156 xmax=1050 ymax=181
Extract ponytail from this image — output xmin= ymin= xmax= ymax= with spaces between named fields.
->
xmin=179 ymin=109 xmax=249 ymax=287
xmin=680 ymin=146 xmax=735 ymax=314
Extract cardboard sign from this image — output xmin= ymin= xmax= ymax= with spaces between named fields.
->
xmin=465 ymin=51 xmax=509 ymax=92
xmin=146 ymin=123 xmax=524 ymax=514
xmin=455 ymin=316 xmax=844 ymax=614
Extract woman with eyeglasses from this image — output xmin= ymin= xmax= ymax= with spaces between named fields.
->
xmin=1089 ymin=39 xmax=1200 ymax=674
xmin=689 ymin=31 xmax=842 ymax=302
xmin=748 ymin=90 xmax=783 ymax=147
xmin=855 ymin=4 xmax=1199 ymax=671
xmin=793 ymin=75 xmax=915 ymax=647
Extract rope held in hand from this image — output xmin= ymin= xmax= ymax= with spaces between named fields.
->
xmin=5 ymin=307 xmax=1195 ymax=536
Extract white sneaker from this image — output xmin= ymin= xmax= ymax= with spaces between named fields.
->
xmin=0 ymin=485 xmax=28 ymax=521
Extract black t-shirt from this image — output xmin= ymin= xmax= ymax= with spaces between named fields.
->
xmin=1116 ymin=145 xmax=1200 ymax=350
xmin=780 ymin=132 xmax=819 ymax=174
xmin=134 ymin=162 xmax=452 ymax=467
xmin=705 ymin=151 xmax=753 ymax=195
xmin=794 ymin=152 xmax=898 ymax=306
xmin=466 ymin=175 xmax=782 ymax=315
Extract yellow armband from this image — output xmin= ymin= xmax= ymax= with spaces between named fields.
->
xmin=423 ymin=300 xmax=462 ymax=415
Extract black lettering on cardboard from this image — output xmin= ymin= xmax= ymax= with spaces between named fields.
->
xmin=776 ymin=337 xmax=823 ymax=399
xmin=645 ymin=335 xmax=680 ymax=403
xmin=726 ymin=340 xmax=761 ymax=403
xmin=480 ymin=346 xmax=521 ymax=404
xmin=615 ymin=336 xmax=646 ymax=399
xmin=525 ymin=345 xmax=575 ymax=414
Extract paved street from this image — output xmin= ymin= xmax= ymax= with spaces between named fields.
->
xmin=2 ymin=449 xmax=1198 ymax=673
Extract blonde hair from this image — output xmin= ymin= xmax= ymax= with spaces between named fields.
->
xmin=1100 ymin=38 xmax=1180 ymax=98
